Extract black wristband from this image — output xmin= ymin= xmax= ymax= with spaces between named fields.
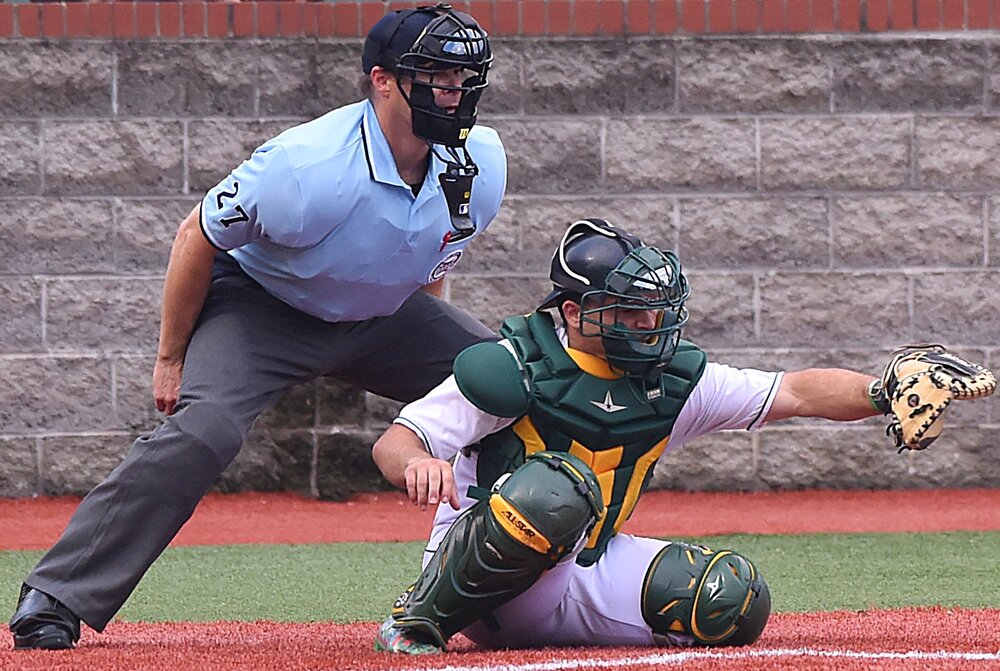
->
xmin=867 ymin=379 xmax=891 ymax=414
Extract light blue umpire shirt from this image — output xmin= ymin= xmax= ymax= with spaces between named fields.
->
xmin=199 ymin=100 xmax=506 ymax=322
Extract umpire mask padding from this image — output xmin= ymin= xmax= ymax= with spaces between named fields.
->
xmin=395 ymin=6 xmax=492 ymax=147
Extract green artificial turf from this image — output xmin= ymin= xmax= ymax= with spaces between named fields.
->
xmin=687 ymin=531 xmax=1000 ymax=612
xmin=1 ymin=531 xmax=997 ymax=623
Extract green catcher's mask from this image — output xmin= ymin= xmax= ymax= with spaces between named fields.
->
xmin=641 ymin=542 xmax=771 ymax=647
xmin=580 ymin=245 xmax=690 ymax=379
xmin=537 ymin=218 xmax=690 ymax=385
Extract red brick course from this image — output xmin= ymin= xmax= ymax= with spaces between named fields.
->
xmin=1 ymin=0 xmax=998 ymax=39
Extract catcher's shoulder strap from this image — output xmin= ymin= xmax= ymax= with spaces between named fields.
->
xmin=453 ymin=340 xmax=531 ymax=418
xmin=660 ymin=339 xmax=708 ymax=402
xmin=500 ymin=311 xmax=708 ymax=396
xmin=500 ymin=311 xmax=579 ymax=380
xmin=455 ymin=311 xmax=579 ymax=417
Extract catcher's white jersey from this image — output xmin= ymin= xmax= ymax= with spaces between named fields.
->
xmin=393 ymin=332 xmax=783 ymax=648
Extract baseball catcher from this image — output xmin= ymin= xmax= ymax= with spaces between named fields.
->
xmin=868 ymin=345 xmax=996 ymax=452
xmin=369 ymin=217 xmax=996 ymax=656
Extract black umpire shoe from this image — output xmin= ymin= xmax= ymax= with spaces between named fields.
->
xmin=9 ymin=584 xmax=81 ymax=650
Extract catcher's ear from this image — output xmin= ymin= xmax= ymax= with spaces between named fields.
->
xmin=561 ymin=300 xmax=581 ymax=328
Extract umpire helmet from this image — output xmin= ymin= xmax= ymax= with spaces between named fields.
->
xmin=538 ymin=218 xmax=690 ymax=379
xmin=363 ymin=3 xmax=492 ymax=148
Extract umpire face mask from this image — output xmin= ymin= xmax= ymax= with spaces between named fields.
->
xmin=394 ymin=9 xmax=492 ymax=149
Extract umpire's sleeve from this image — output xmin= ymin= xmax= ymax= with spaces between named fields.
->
xmin=201 ymin=143 xmax=302 ymax=250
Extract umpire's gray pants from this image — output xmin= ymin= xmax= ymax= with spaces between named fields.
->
xmin=23 ymin=256 xmax=495 ymax=631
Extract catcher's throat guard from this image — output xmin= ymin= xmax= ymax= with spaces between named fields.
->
xmin=387 ymin=452 xmax=604 ymax=649
xmin=872 ymin=344 xmax=996 ymax=452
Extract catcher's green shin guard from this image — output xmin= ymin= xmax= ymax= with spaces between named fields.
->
xmin=390 ymin=452 xmax=605 ymax=648
xmin=641 ymin=542 xmax=770 ymax=646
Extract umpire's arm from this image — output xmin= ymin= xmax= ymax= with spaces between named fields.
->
xmin=152 ymin=204 xmax=219 ymax=415
xmin=765 ymin=369 xmax=880 ymax=423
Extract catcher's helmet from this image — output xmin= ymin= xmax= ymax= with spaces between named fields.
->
xmin=363 ymin=3 xmax=491 ymax=148
xmin=642 ymin=543 xmax=771 ymax=647
xmin=539 ymin=218 xmax=690 ymax=379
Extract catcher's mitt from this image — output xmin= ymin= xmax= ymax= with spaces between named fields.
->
xmin=869 ymin=345 xmax=996 ymax=452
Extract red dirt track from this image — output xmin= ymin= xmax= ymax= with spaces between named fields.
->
xmin=3 ymin=609 xmax=999 ymax=671
xmin=2 ymin=489 xmax=1000 ymax=670
xmin=3 ymin=488 xmax=1000 ymax=551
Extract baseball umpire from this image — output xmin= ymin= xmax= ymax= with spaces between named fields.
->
xmin=371 ymin=218 xmax=995 ymax=654
xmin=9 ymin=3 xmax=505 ymax=651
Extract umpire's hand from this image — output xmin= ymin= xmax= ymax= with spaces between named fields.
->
xmin=153 ymin=357 xmax=183 ymax=415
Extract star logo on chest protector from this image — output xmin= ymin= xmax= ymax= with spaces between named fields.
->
xmin=590 ymin=390 xmax=627 ymax=413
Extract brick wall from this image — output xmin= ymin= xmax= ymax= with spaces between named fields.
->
xmin=5 ymin=1 xmax=1000 ymax=39
xmin=2 ymin=1 xmax=1000 ymax=498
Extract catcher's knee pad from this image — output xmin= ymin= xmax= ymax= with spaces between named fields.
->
xmin=391 ymin=451 xmax=605 ymax=648
xmin=641 ymin=542 xmax=770 ymax=647
xmin=489 ymin=451 xmax=606 ymax=556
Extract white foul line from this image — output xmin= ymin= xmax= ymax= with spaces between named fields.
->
xmin=410 ymin=647 xmax=1000 ymax=671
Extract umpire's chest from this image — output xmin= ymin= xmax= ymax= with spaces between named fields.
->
xmin=301 ymin=184 xmax=478 ymax=285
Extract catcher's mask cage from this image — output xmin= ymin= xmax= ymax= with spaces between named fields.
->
xmin=538 ymin=218 xmax=691 ymax=382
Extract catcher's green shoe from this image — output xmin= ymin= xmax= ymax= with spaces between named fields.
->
xmin=373 ymin=617 xmax=442 ymax=655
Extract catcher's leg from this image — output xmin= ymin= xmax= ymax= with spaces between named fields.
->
xmin=376 ymin=452 xmax=605 ymax=653
xmin=641 ymin=542 xmax=770 ymax=647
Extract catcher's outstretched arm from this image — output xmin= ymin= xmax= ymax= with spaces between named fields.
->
xmin=765 ymin=368 xmax=881 ymax=423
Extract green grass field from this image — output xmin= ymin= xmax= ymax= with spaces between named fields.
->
xmin=2 ymin=531 xmax=998 ymax=623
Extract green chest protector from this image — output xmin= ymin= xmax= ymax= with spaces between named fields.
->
xmin=453 ymin=311 xmax=706 ymax=566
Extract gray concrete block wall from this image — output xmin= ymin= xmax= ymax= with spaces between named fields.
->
xmin=2 ymin=35 xmax=998 ymax=498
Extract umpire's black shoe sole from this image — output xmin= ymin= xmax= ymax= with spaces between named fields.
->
xmin=9 ymin=585 xmax=80 ymax=651
xmin=13 ymin=623 xmax=75 ymax=650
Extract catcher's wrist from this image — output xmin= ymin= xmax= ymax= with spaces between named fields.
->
xmin=866 ymin=379 xmax=891 ymax=414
